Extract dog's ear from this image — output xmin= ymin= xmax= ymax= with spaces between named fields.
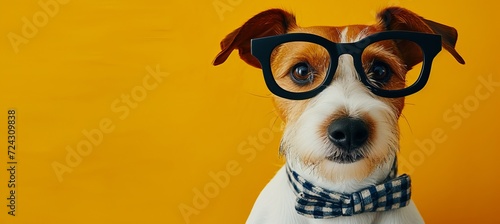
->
xmin=212 ymin=9 xmax=297 ymax=68
xmin=377 ymin=7 xmax=465 ymax=68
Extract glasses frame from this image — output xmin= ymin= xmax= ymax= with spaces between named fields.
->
xmin=251 ymin=31 xmax=442 ymax=100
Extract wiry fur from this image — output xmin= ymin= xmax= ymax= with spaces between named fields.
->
xmin=246 ymin=29 xmax=421 ymax=224
xmin=213 ymin=7 xmax=464 ymax=224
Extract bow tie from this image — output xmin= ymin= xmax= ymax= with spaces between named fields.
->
xmin=286 ymin=160 xmax=411 ymax=219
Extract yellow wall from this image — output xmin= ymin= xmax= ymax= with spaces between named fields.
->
xmin=1 ymin=0 xmax=498 ymax=223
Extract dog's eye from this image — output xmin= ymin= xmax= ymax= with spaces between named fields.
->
xmin=290 ymin=62 xmax=314 ymax=85
xmin=368 ymin=61 xmax=392 ymax=84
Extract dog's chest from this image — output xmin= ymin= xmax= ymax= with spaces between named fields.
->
xmin=246 ymin=166 xmax=382 ymax=224
xmin=247 ymin=165 xmax=424 ymax=224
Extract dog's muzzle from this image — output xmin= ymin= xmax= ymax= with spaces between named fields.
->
xmin=326 ymin=117 xmax=369 ymax=163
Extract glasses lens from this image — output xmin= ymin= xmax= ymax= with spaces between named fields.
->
xmin=361 ymin=39 xmax=424 ymax=91
xmin=270 ymin=41 xmax=331 ymax=93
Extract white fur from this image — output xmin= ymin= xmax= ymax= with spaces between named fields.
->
xmin=246 ymin=27 xmax=424 ymax=224
xmin=246 ymin=166 xmax=424 ymax=224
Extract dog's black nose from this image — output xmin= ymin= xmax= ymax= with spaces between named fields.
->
xmin=327 ymin=117 xmax=369 ymax=151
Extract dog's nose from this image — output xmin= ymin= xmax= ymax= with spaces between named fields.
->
xmin=327 ymin=117 xmax=369 ymax=151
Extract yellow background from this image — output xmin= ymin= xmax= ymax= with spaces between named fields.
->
xmin=1 ymin=0 xmax=499 ymax=223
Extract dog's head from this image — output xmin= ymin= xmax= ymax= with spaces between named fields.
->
xmin=213 ymin=7 xmax=464 ymax=183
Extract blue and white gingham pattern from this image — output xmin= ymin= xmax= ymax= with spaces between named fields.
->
xmin=286 ymin=161 xmax=411 ymax=219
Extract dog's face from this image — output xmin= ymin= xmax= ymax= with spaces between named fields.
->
xmin=273 ymin=25 xmax=405 ymax=182
xmin=213 ymin=7 xmax=464 ymax=182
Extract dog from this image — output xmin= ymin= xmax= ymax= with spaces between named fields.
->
xmin=213 ymin=7 xmax=464 ymax=224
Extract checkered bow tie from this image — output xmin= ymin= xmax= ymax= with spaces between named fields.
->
xmin=286 ymin=161 xmax=411 ymax=219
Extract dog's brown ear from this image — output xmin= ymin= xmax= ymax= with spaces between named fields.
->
xmin=212 ymin=9 xmax=297 ymax=68
xmin=377 ymin=7 xmax=465 ymax=67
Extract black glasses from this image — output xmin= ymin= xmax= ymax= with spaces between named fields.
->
xmin=251 ymin=31 xmax=442 ymax=100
